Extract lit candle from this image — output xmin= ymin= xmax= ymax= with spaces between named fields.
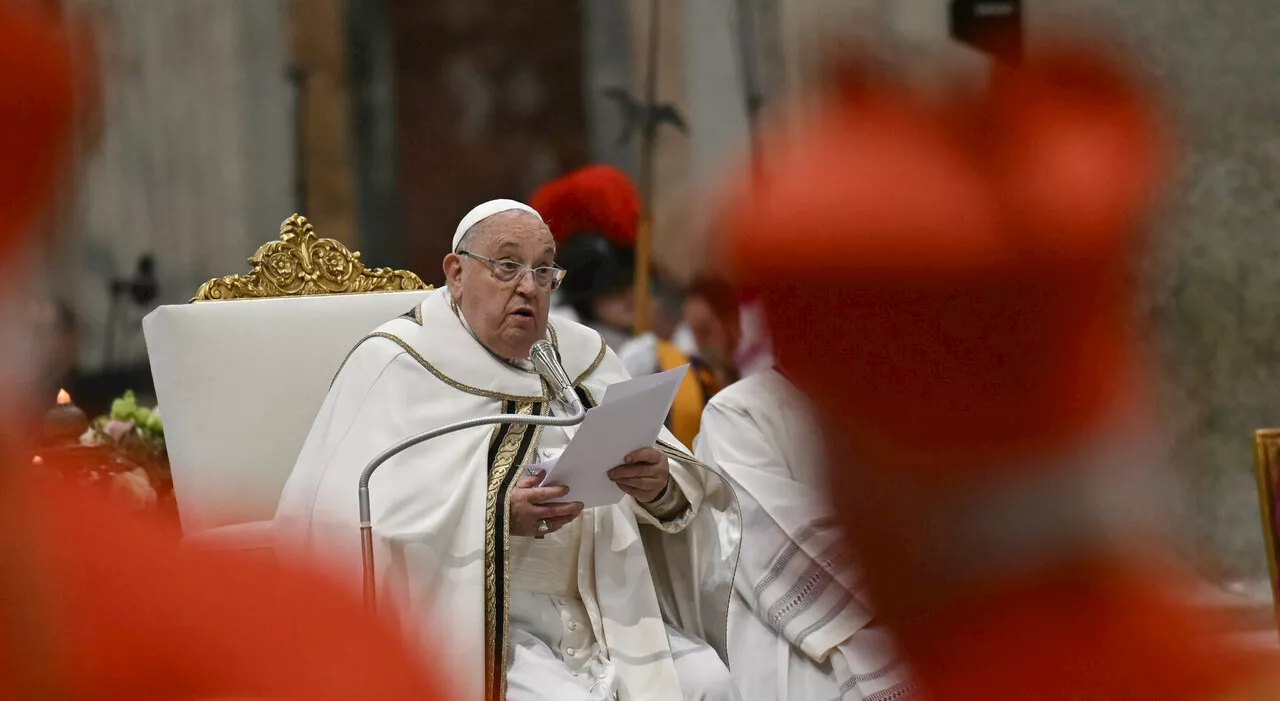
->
xmin=43 ymin=389 xmax=89 ymax=445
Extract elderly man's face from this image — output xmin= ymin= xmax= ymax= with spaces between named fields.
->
xmin=443 ymin=212 xmax=555 ymax=360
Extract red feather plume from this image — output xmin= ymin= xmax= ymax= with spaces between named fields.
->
xmin=530 ymin=165 xmax=640 ymax=248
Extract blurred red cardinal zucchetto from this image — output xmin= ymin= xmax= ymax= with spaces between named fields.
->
xmin=713 ymin=42 xmax=1276 ymax=701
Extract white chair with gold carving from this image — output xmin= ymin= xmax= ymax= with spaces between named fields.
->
xmin=142 ymin=215 xmax=434 ymax=554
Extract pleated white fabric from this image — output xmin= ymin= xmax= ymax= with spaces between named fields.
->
xmin=695 ymin=370 xmax=915 ymax=701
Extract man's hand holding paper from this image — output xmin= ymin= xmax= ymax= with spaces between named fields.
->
xmin=508 ymin=471 xmax=583 ymax=536
xmin=608 ymin=447 xmax=671 ymax=503
xmin=533 ymin=365 xmax=688 ymax=508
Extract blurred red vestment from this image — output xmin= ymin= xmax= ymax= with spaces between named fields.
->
xmin=0 ymin=472 xmax=454 ymax=700
xmin=716 ymin=44 xmax=1280 ymax=701
xmin=0 ymin=4 xmax=453 ymax=698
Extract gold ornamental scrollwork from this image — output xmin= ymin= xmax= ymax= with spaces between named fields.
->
xmin=192 ymin=214 xmax=431 ymax=301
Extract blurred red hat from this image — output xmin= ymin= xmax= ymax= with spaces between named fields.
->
xmin=712 ymin=46 xmax=1280 ymax=701
xmin=530 ymin=165 xmax=640 ymax=248
xmin=715 ymin=45 xmax=1165 ymax=476
xmin=0 ymin=3 xmax=77 ymax=262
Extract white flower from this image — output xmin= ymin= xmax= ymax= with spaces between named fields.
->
xmin=79 ymin=428 xmax=105 ymax=447
xmin=110 ymin=469 xmax=157 ymax=510
xmin=103 ymin=419 xmax=134 ymax=442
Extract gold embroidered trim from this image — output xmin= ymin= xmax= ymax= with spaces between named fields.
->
xmin=328 ymin=331 xmax=391 ymax=387
xmin=451 ymin=292 xmax=564 ymax=364
xmin=368 ymin=332 xmax=549 ymax=402
xmin=484 ymin=401 xmax=543 ymax=700
xmin=333 ymin=303 xmax=600 ymax=399
xmin=326 ymin=309 xmax=424 ymax=387
xmin=573 ymin=332 xmax=608 ymax=387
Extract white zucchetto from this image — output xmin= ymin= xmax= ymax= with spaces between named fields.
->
xmin=451 ymin=199 xmax=543 ymax=251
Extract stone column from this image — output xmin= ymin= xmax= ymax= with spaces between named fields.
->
xmin=648 ymin=0 xmax=888 ymax=283
xmin=625 ymin=0 xmax=692 ymax=285
xmin=56 ymin=0 xmax=294 ymax=371
xmin=583 ymin=0 xmax=636 ymax=175
xmin=288 ymin=0 xmax=357 ymax=246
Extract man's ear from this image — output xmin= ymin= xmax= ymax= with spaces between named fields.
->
xmin=443 ymin=253 xmax=463 ymax=297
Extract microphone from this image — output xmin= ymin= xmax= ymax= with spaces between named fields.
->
xmin=530 ymin=339 xmax=581 ymax=412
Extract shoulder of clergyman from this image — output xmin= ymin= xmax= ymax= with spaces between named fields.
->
xmin=704 ymin=371 xmax=774 ymax=415
xmin=548 ymin=316 xmax=608 ymax=385
xmin=327 ymin=316 xmax=426 ymax=389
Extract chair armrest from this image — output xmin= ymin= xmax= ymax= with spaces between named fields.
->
xmin=182 ymin=520 xmax=274 ymax=553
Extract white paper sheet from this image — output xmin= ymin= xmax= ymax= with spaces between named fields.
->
xmin=530 ymin=365 xmax=688 ymax=508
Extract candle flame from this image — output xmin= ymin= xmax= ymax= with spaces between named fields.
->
xmin=56 ymin=389 xmax=71 ymax=406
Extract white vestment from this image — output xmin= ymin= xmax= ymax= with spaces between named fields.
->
xmin=274 ymin=288 xmax=740 ymax=701
xmin=694 ymin=370 xmax=914 ymax=701
xmin=618 ymin=327 xmax=698 ymax=379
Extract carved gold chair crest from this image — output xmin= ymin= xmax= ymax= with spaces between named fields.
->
xmin=1252 ymin=429 xmax=1280 ymax=633
xmin=192 ymin=214 xmax=430 ymax=301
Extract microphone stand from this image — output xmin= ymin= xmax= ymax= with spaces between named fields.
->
xmin=357 ymin=402 xmax=586 ymax=612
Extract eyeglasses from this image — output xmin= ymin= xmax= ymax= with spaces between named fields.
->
xmin=458 ymin=251 xmax=567 ymax=291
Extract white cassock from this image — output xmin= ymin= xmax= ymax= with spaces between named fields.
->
xmin=274 ymin=287 xmax=741 ymax=701
xmin=550 ymin=301 xmax=633 ymax=354
xmin=732 ymin=301 xmax=773 ymax=377
xmin=693 ymin=369 xmax=915 ymax=701
xmin=618 ymin=327 xmax=698 ymax=378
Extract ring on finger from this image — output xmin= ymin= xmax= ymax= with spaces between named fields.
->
xmin=537 ymin=518 xmax=550 ymax=534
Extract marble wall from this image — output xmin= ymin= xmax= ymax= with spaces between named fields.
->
xmin=1023 ymin=0 xmax=1280 ymax=579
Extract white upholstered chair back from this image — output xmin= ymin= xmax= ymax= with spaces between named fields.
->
xmin=142 ymin=215 xmax=435 ymax=537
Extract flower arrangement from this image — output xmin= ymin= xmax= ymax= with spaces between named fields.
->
xmin=97 ymin=390 xmax=166 ymax=455
xmin=36 ymin=390 xmax=176 ymax=521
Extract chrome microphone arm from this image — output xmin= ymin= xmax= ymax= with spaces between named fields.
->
xmin=357 ymin=401 xmax=586 ymax=612
xmin=530 ymin=339 xmax=582 ymax=412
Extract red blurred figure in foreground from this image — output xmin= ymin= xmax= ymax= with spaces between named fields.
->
xmin=0 ymin=5 xmax=450 ymax=699
xmin=715 ymin=44 xmax=1278 ymax=700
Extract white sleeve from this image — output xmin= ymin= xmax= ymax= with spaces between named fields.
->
xmin=617 ymin=333 xmax=659 ymax=377
xmin=695 ymin=398 xmax=866 ymax=662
